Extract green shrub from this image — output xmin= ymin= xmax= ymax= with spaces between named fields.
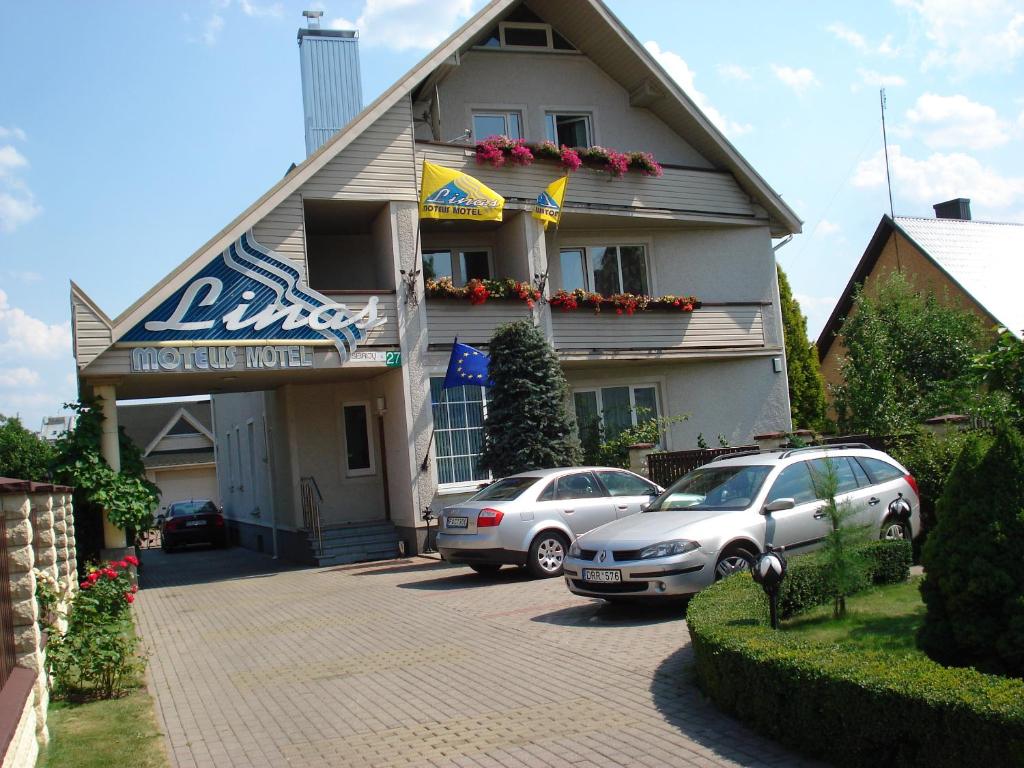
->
xmin=919 ymin=426 xmax=1024 ymax=677
xmin=47 ymin=557 xmax=141 ymax=700
xmin=888 ymin=428 xmax=975 ymax=547
xmin=778 ymin=540 xmax=910 ymax=618
xmin=687 ymin=570 xmax=1024 ymax=767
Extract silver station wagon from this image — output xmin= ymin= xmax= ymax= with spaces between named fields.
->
xmin=436 ymin=467 xmax=662 ymax=578
xmin=563 ymin=445 xmax=920 ymax=600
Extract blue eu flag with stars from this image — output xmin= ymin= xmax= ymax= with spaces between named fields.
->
xmin=443 ymin=340 xmax=493 ymax=389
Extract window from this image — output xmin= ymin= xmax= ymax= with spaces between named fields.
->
xmin=342 ymin=403 xmax=373 ymax=475
xmin=430 ymin=378 xmax=489 ymax=486
xmin=423 ymin=249 xmax=492 ymax=286
xmin=767 ymin=462 xmax=817 ymax=505
xmin=472 ymin=111 xmax=522 ymax=141
xmin=650 ymin=465 xmax=773 ymax=512
xmin=807 ymin=457 xmax=860 ymax=496
xmin=857 ymin=457 xmax=905 ymax=485
xmin=555 ymin=472 xmax=604 ymax=500
xmin=596 ymin=470 xmax=657 ymax=498
xmin=573 ymin=385 xmax=660 ymax=442
xmin=537 ymin=480 xmax=556 ymax=502
xmin=500 ymin=22 xmax=551 ymax=48
xmin=545 ymin=113 xmax=592 ymax=147
xmin=469 ymin=477 xmax=539 ymax=502
xmin=558 ymin=246 xmax=649 ymax=295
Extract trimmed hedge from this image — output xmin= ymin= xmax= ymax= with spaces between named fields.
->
xmin=687 ymin=542 xmax=1024 ymax=768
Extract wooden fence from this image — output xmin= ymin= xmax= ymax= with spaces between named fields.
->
xmin=647 ymin=445 xmax=759 ymax=488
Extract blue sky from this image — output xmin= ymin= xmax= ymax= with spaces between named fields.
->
xmin=2 ymin=0 xmax=1023 ymax=429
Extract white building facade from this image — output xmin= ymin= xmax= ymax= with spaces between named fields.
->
xmin=70 ymin=0 xmax=799 ymax=564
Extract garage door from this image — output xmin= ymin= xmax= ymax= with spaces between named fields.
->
xmin=152 ymin=466 xmax=219 ymax=514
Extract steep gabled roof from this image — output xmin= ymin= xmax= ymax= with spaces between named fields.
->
xmin=117 ymin=400 xmax=213 ymax=455
xmin=87 ymin=0 xmax=801 ymax=335
xmin=817 ymin=215 xmax=1023 ymax=360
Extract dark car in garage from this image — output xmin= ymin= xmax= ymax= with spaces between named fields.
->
xmin=160 ymin=500 xmax=227 ymax=552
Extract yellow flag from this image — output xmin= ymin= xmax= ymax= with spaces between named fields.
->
xmin=419 ymin=161 xmax=504 ymax=221
xmin=532 ymin=176 xmax=568 ymax=229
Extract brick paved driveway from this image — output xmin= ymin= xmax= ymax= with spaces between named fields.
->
xmin=136 ymin=547 xmax=820 ymax=768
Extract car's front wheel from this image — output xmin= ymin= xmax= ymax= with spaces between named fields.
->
xmin=526 ymin=531 xmax=569 ymax=578
xmin=714 ymin=545 xmax=756 ymax=581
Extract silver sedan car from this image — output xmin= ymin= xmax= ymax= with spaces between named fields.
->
xmin=563 ymin=446 xmax=920 ymax=600
xmin=436 ymin=467 xmax=663 ymax=578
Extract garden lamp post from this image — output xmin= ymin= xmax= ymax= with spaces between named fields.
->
xmin=752 ymin=547 xmax=787 ymax=629
xmin=421 ymin=507 xmax=437 ymax=554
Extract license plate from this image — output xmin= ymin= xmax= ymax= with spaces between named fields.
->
xmin=185 ymin=520 xmax=207 ymax=527
xmin=582 ymin=568 xmax=621 ymax=583
xmin=447 ymin=516 xmax=469 ymax=529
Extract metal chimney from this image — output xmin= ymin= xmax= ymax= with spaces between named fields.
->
xmin=933 ymin=198 xmax=972 ymax=221
xmin=298 ymin=11 xmax=363 ymax=157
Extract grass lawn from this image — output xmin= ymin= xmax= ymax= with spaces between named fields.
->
xmin=38 ymin=682 xmax=168 ymax=768
xmin=782 ymin=576 xmax=927 ymax=655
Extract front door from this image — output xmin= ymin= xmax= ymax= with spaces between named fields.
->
xmin=763 ymin=461 xmax=831 ymax=553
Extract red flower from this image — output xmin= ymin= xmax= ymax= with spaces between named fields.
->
xmin=124 ymin=593 xmax=135 ymax=604
xmin=616 ymin=308 xmax=623 ymax=315
xmin=118 ymin=560 xmax=129 ymax=568
xmin=104 ymin=569 xmax=117 ymax=580
xmin=87 ymin=572 xmax=100 ymax=583
xmin=80 ymin=581 xmax=90 ymax=590
xmin=130 ymin=585 xmax=139 ymax=594
xmin=124 ymin=554 xmax=140 ymax=566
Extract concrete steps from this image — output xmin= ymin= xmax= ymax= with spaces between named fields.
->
xmin=309 ymin=521 xmax=400 ymax=566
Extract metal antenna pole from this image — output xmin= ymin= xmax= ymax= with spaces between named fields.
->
xmin=880 ymin=88 xmax=901 ymax=271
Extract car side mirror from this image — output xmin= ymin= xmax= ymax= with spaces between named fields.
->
xmin=640 ymin=502 xmax=650 ymax=512
xmin=762 ymin=498 xmax=795 ymax=515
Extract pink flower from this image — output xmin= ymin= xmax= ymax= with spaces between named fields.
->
xmin=560 ymin=146 xmax=582 ymax=172
xmin=124 ymin=554 xmax=140 ymax=566
xmin=80 ymin=581 xmax=90 ymax=590
xmin=124 ymin=593 xmax=135 ymax=604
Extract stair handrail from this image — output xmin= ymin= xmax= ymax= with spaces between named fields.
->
xmin=299 ymin=476 xmax=324 ymax=557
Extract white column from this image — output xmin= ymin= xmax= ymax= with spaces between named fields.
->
xmin=94 ymin=384 xmax=126 ymax=548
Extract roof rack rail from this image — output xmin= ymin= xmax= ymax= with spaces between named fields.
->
xmin=708 ymin=449 xmax=763 ymax=463
xmin=778 ymin=443 xmax=871 ymax=459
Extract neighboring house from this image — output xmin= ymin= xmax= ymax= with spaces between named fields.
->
xmin=70 ymin=0 xmax=801 ymax=564
xmin=38 ymin=415 xmax=74 ymax=443
xmin=117 ymin=400 xmax=219 ymax=516
xmin=817 ymin=198 xmax=1024 ymax=397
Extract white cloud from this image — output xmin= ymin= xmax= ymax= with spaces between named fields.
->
xmin=4 ymin=271 xmax=42 ymax=284
xmin=645 ymin=41 xmax=753 ymax=138
xmin=0 ymin=140 xmax=40 ymax=233
xmin=718 ymin=63 xmax=752 ymax=81
xmin=771 ymin=65 xmax=820 ymax=94
xmin=0 ymin=146 xmax=28 ymax=175
xmin=827 ymin=23 xmax=901 ymax=56
xmin=0 ymin=368 xmax=40 ymax=389
xmin=895 ymin=0 xmax=1024 ymax=76
xmin=828 ymin=23 xmax=869 ymax=51
xmin=794 ymin=293 xmax=840 ymax=338
xmin=0 ymin=127 xmax=27 ymax=142
xmin=854 ymin=68 xmax=907 ymax=91
xmin=331 ymin=0 xmax=477 ymax=51
xmin=0 ymin=289 xmax=72 ymax=361
xmin=905 ymin=93 xmax=1010 ymax=149
xmin=853 ymin=144 xmax=1024 ymax=209
xmin=202 ymin=14 xmax=225 ymax=45
xmin=815 ymin=219 xmax=841 ymax=237
xmin=238 ymin=0 xmax=283 ymax=18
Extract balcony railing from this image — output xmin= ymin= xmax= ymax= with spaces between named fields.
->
xmin=425 ymin=298 xmax=533 ymax=347
xmin=551 ymin=303 xmax=766 ymax=354
xmin=319 ymin=291 xmax=400 ymax=346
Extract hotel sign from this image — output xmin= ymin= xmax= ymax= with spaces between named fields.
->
xmin=119 ymin=233 xmax=387 ymax=366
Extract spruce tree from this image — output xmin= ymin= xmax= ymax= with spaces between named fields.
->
xmin=778 ymin=265 xmax=827 ymax=431
xmin=480 ymin=321 xmax=581 ymax=476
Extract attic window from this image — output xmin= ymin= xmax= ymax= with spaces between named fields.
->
xmin=476 ymin=22 xmax=576 ymax=52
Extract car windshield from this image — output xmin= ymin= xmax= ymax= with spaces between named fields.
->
xmin=468 ymin=477 xmax=540 ymax=501
xmin=170 ymin=501 xmax=217 ymax=516
xmin=647 ymin=465 xmax=772 ymax=512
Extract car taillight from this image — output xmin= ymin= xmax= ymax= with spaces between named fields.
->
xmin=214 ymin=517 xmax=224 ymax=527
xmin=165 ymin=520 xmax=179 ymax=532
xmin=477 ymin=508 xmax=504 ymax=527
xmin=904 ymin=473 xmax=919 ymax=497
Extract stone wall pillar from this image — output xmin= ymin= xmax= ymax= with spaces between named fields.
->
xmin=2 ymin=492 xmax=48 ymax=748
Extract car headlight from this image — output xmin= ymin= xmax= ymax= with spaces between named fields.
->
xmin=639 ymin=540 xmax=700 ymax=559
xmin=569 ymin=540 xmax=581 ymax=557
